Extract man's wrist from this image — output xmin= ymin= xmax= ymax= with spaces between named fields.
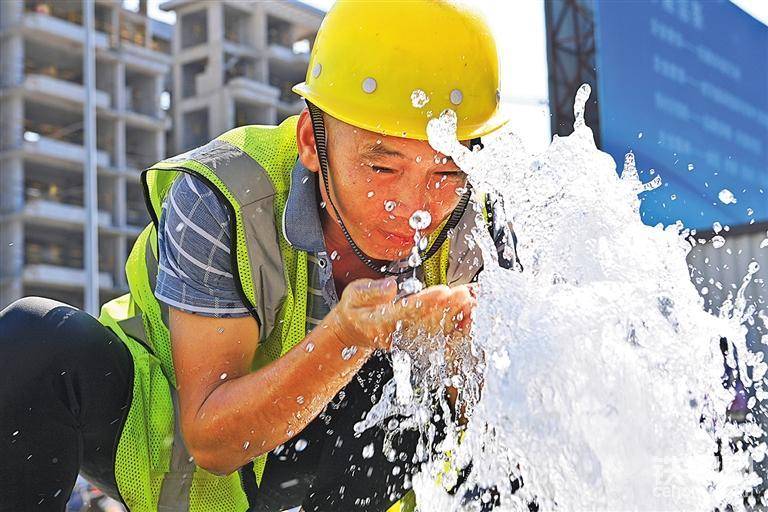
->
xmin=320 ymin=309 xmax=373 ymax=358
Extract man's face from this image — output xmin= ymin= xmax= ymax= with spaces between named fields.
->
xmin=312 ymin=113 xmax=468 ymax=261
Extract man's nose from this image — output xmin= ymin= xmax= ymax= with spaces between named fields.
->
xmin=393 ymin=177 xmax=431 ymax=221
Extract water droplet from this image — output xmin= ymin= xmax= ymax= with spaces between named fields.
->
xmin=331 ymin=250 xmax=339 ymax=260
xmin=220 ymin=372 xmax=228 ymax=380
xmin=687 ymin=163 xmax=694 ymax=171
xmin=175 ymin=222 xmax=184 ymax=232
xmin=408 ymin=252 xmax=422 ymax=267
xmin=712 ymin=222 xmax=722 ymax=234
xmin=670 ymin=194 xmax=677 ymax=200
xmin=712 ymin=235 xmax=726 ymax=248
xmin=399 ymin=277 xmax=423 ymax=295
xmin=392 ymin=465 xmax=401 ymax=475
xmin=718 ymin=189 xmax=737 ymax=204
xmin=455 ymin=186 xmax=468 ymax=196
xmin=296 ymin=395 xmax=305 ymax=404
xmin=637 ymin=132 xmax=643 ymax=139
xmin=748 ymin=261 xmax=760 ymax=273
xmin=367 ymin=191 xmax=375 ymax=198
xmin=362 ymin=443 xmax=375 ymax=459
xmin=295 ymin=438 xmax=308 ymax=452
xmin=384 ymin=200 xmax=396 ymax=212
xmin=341 ymin=345 xmax=358 ymax=360
xmin=301 ymin=176 xmax=309 ymax=184
xmin=410 ymin=89 xmax=430 ymax=108
xmin=305 ymin=342 xmax=315 ymax=353
xmin=415 ymin=155 xmax=422 ymax=163
xmin=243 ymin=441 xmax=250 ymax=450
xmin=747 ymin=208 xmax=754 ymax=216
xmin=409 ymin=210 xmax=431 ymax=230
xmin=700 ymin=287 xmax=709 ymax=295
xmin=418 ymin=236 xmax=428 ymax=250
xmin=573 ymin=83 xmax=591 ymax=130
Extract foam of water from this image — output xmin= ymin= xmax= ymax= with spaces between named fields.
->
xmin=357 ymin=85 xmax=765 ymax=511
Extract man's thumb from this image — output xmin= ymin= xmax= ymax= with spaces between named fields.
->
xmin=348 ymin=277 xmax=397 ymax=305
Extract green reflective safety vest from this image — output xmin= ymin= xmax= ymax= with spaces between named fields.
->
xmin=97 ymin=115 xmax=487 ymax=511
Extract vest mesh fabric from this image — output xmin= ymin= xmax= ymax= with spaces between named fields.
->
xmin=100 ymin=224 xmax=174 ymax=511
xmin=100 ymin=115 xmax=456 ymax=511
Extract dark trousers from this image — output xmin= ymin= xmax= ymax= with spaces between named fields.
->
xmin=0 ymin=297 xmax=134 ymax=511
xmin=0 ymin=297 xmax=421 ymax=512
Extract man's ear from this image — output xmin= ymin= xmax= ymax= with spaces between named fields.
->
xmin=297 ymin=108 xmax=320 ymax=174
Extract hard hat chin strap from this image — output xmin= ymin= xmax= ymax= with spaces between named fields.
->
xmin=306 ymin=101 xmax=475 ymax=276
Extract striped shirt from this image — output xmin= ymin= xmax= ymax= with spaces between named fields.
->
xmin=154 ymin=169 xmax=337 ymax=333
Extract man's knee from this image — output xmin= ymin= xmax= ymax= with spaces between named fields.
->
xmin=0 ymin=295 xmax=114 ymax=366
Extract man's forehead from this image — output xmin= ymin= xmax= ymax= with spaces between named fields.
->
xmin=326 ymin=112 xmax=468 ymax=160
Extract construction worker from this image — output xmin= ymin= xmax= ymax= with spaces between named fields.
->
xmin=0 ymin=1 xmax=515 ymax=510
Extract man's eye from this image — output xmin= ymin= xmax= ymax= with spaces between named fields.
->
xmin=372 ymin=166 xmax=395 ymax=174
xmin=438 ymin=171 xmax=466 ymax=177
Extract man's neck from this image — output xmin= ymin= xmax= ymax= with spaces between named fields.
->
xmin=320 ymin=210 xmax=387 ymax=295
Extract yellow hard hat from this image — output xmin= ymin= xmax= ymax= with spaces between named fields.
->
xmin=292 ymin=0 xmax=507 ymax=141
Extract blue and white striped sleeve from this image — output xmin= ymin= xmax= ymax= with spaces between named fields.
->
xmin=154 ymin=173 xmax=252 ymax=318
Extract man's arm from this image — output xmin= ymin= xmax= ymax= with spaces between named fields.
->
xmin=171 ymin=305 xmax=371 ymax=475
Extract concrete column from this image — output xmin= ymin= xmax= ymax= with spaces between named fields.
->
xmin=0 ymin=158 xmax=24 ymax=302
xmin=110 ymin=5 xmax=120 ymax=48
xmin=0 ymin=157 xmax=24 ymax=213
xmin=253 ymin=3 xmax=269 ymax=84
xmin=267 ymin=105 xmax=278 ymax=125
xmin=155 ymin=126 xmax=166 ymax=161
xmin=0 ymin=1 xmax=23 ymax=31
xmin=0 ymin=221 xmax=24 ymax=308
xmin=222 ymin=89 xmax=234 ymax=130
xmin=114 ymin=234 xmax=127 ymax=288
xmin=207 ymin=3 xmax=226 ymax=136
xmin=0 ymin=95 xmax=23 ymax=151
xmin=115 ymin=62 xmax=126 ymax=112
xmin=252 ymin=2 xmax=267 ymax=51
xmin=0 ymin=32 xmax=23 ymax=88
xmin=154 ymin=74 xmax=164 ymax=118
xmin=172 ymin=67 xmax=183 ymax=154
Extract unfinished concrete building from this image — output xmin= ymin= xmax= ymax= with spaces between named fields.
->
xmin=161 ymin=0 xmax=323 ymax=152
xmin=0 ymin=0 xmax=172 ymax=310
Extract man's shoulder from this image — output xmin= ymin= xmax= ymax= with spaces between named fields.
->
xmin=167 ymin=173 xmax=231 ymax=229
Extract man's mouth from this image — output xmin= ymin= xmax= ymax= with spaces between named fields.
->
xmin=378 ymin=228 xmax=414 ymax=245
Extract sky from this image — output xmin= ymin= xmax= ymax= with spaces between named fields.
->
xmin=143 ymin=0 xmax=768 ymax=153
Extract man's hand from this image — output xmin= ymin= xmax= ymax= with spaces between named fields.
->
xmin=329 ymin=277 xmax=477 ymax=352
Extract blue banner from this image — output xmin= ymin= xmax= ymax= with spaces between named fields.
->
xmin=594 ymin=0 xmax=767 ymax=229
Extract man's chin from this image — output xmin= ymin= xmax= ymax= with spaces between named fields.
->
xmin=360 ymin=244 xmax=411 ymax=263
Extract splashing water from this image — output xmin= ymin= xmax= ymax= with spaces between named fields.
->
xmin=399 ymin=210 xmax=433 ymax=297
xmin=360 ymin=84 xmax=764 ymax=511
xmin=412 ymin=89 xmax=431 ymax=109
xmin=719 ymin=188 xmax=738 ymax=205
